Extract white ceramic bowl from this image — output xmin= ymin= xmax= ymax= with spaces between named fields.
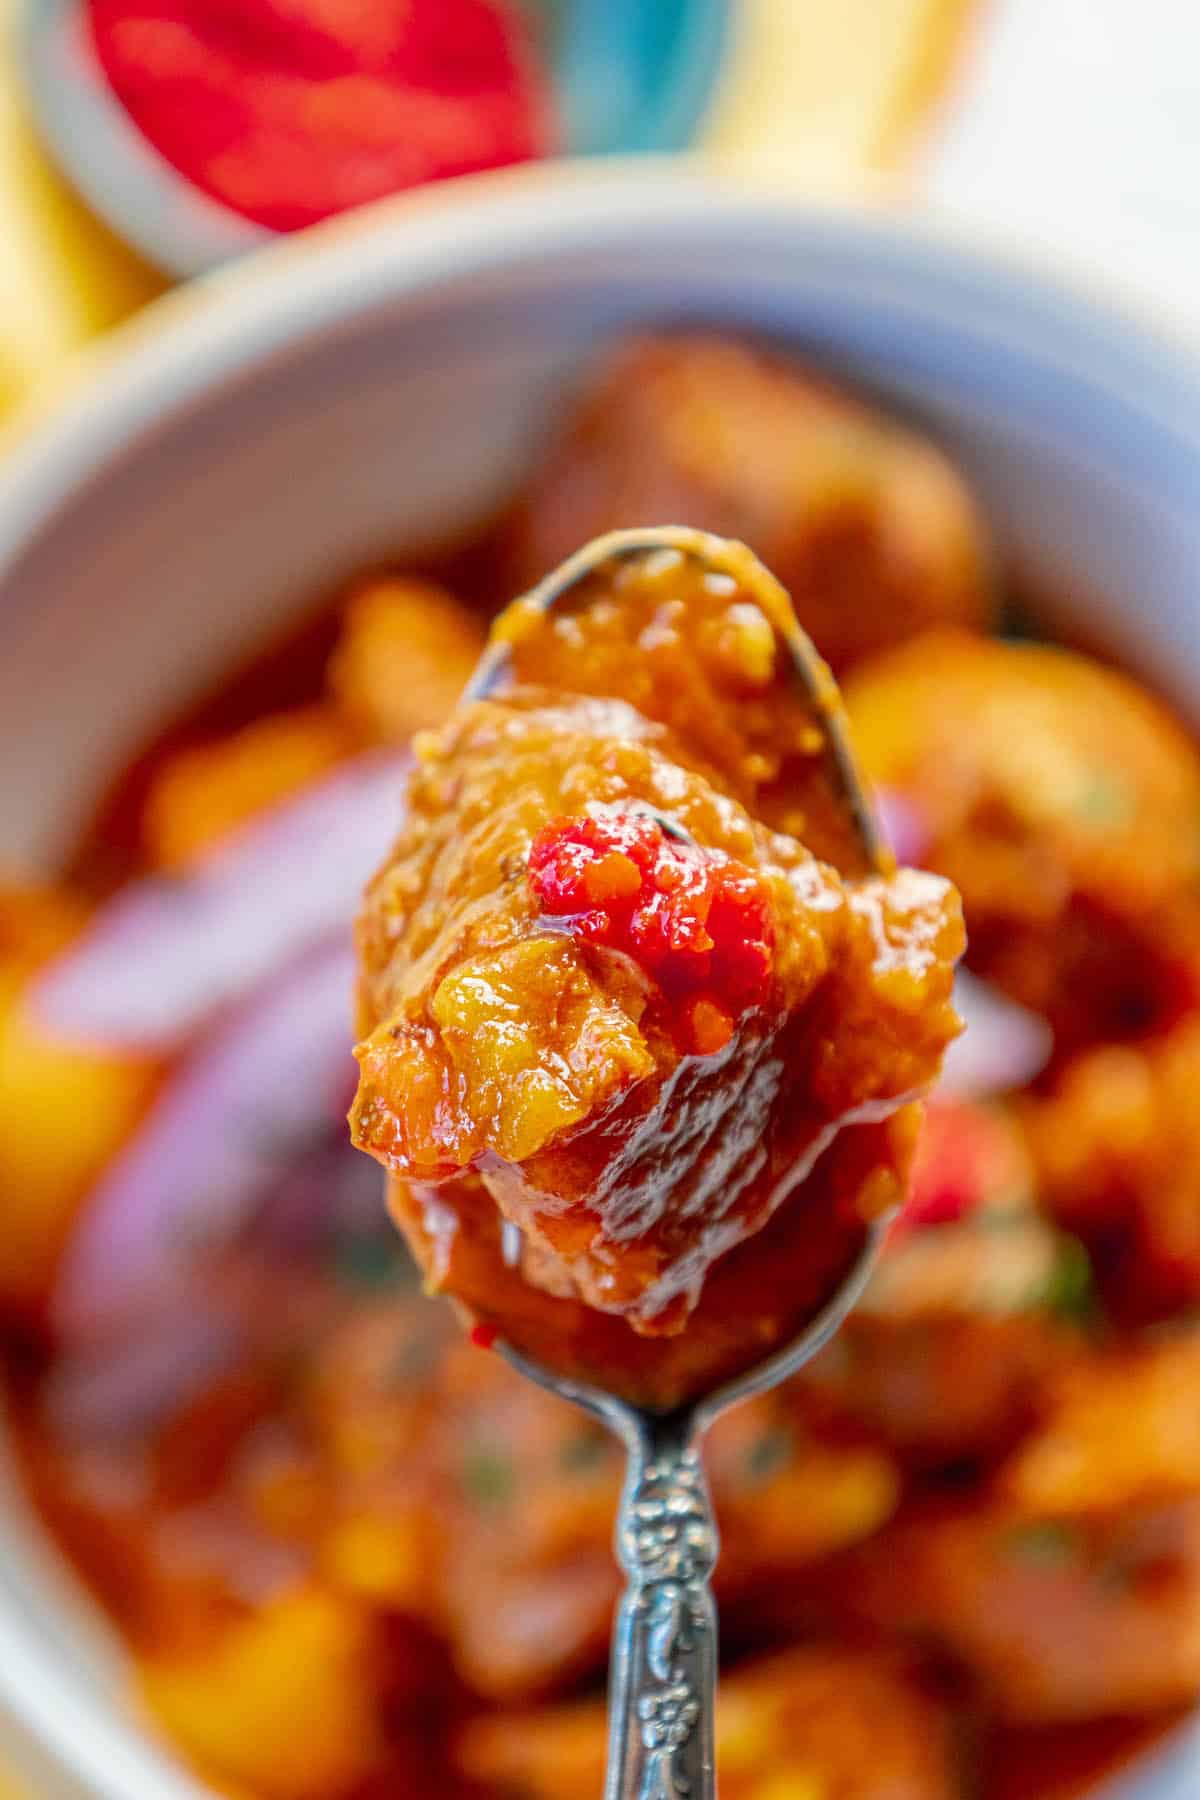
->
xmin=3 ymin=162 xmax=1200 ymax=1799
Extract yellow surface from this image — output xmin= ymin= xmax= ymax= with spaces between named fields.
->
xmin=0 ymin=3 xmax=163 ymax=416
xmin=0 ymin=4 xmax=972 ymax=1795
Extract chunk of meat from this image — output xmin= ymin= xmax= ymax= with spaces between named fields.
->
xmin=1001 ymin=1333 xmax=1200 ymax=1519
xmin=355 ymin=710 xmax=955 ymax=1259
xmin=327 ymin=577 xmax=485 ymax=743
xmin=805 ymin=1100 xmax=1090 ymax=1462
xmin=351 ymin=550 xmax=963 ymax=1399
xmin=414 ymin=1334 xmax=899 ymax=1699
xmin=836 ymin=1334 xmax=1200 ymax=1721
xmin=1022 ymin=1019 xmax=1200 ymax=1317
xmin=499 ymin=333 xmax=992 ymax=670
xmin=844 ymin=1493 xmax=1200 ymax=1723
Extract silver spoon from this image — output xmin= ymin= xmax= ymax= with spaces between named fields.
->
xmin=463 ymin=526 xmax=894 ymax=1800
xmin=20 ymin=0 xmax=267 ymax=276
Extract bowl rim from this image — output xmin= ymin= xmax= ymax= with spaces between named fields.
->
xmin=4 ymin=156 xmax=1200 ymax=1800
xmin=4 ymin=156 xmax=1200 ymax=550
xmin=3 ymin=155 xmax=1200 ymax=594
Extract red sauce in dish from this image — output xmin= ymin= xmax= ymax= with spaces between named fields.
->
xmin=351 ymin=544 xmax=964 ymax=1400
xmin=88 ymin=0 xmax=557 ymax=232
xmin=528 ymin=806 xmax=776 ymax=1053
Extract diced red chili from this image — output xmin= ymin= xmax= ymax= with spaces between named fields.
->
xmin=527 ymin=808 xmax=776 ymax=1049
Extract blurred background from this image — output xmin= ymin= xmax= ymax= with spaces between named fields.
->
xmin=5 ymin=4 xmax=1200 ymax=1799
xmin=7 ymin=0 xmax=1200 ymax=429
xmin=9 ymin=0 xmax=1200 ymax=412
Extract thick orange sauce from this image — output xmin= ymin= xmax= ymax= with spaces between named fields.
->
xmin=7 ymin=333 xmax=1200 ymax=1800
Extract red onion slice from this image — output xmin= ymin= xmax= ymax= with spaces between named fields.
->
xmin=869 ymin=788 xmax=1051 ymax=1097
xmin=874 ymin=785 xmax=930 ymax=866
xmin=939 ymin=969 xmax=1053 ymax=1099
xmin=44 ymin=1307 xmax=240 ymax=1441
xmin=30 ymin=750 xmax=409 ymax=1053
xmin=53 ymin=935 xmax=358 ymax=1342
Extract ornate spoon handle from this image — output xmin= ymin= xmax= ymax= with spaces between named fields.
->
xmin=604 ymin=1409 xmax=718 ymax=1800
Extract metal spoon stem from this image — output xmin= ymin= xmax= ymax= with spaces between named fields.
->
xmin=606 ymin=1409 xmax=718 ymax=1800
xmin=500 ymin=1216 xmax=891 ymax=1800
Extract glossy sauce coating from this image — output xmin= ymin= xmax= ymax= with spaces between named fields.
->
xmin=351 ymin=546 xmax=964 ymax=1395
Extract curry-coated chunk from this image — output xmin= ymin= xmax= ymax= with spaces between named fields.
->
xmin=499 ymin=333 xmax=992 ymax=670
xmin=352 ymin=552 xmax=963 ymax=1358
xmin=1001 ymin=1332 xmax=1200 ymax=1518
xmin=845 ymin=1492 xmax=1200 ymax=1722
xmin=838 ymin=1332 xmax=1200 ymax=1721
xmin=846 ymin=630 xmax=1200 ymax=1052
xmin=142 ymin=705 xmax=357 ymax=869
xmin=352 ymin=702 xmax=960 ymax=1337
xmin=327 ymin=576 xmax=484 ymax=742
xmin=806 ymin=1100 xmax=1087 ymax=1462
xmin=1022 ymin=1019 xmax=1200 ymax=1316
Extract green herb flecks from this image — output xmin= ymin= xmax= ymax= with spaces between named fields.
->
xmin=1004 ymin=1520 xmax=1080 ymax=1565
xmin=559 ymin=1430 xmax=609 ymax=1476
xmin=1076 ymin=775 xmax=1133 ymax=827
xmin=386 ymin=1331 xmax=441 ymax=1390
xmin=1040 ymin=1234 xmax=1100 ymax=1328
xmin=743 ymin=1426 xmax=796 ymax=1486
xmin=462 ymin=1446 xmax=517 ymax=1507
xmin=333 ymin=1227 xmax=405 ymax=1290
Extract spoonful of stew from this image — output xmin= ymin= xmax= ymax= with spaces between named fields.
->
xmin=349 ymin=527 xmax=965 ymax=1800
